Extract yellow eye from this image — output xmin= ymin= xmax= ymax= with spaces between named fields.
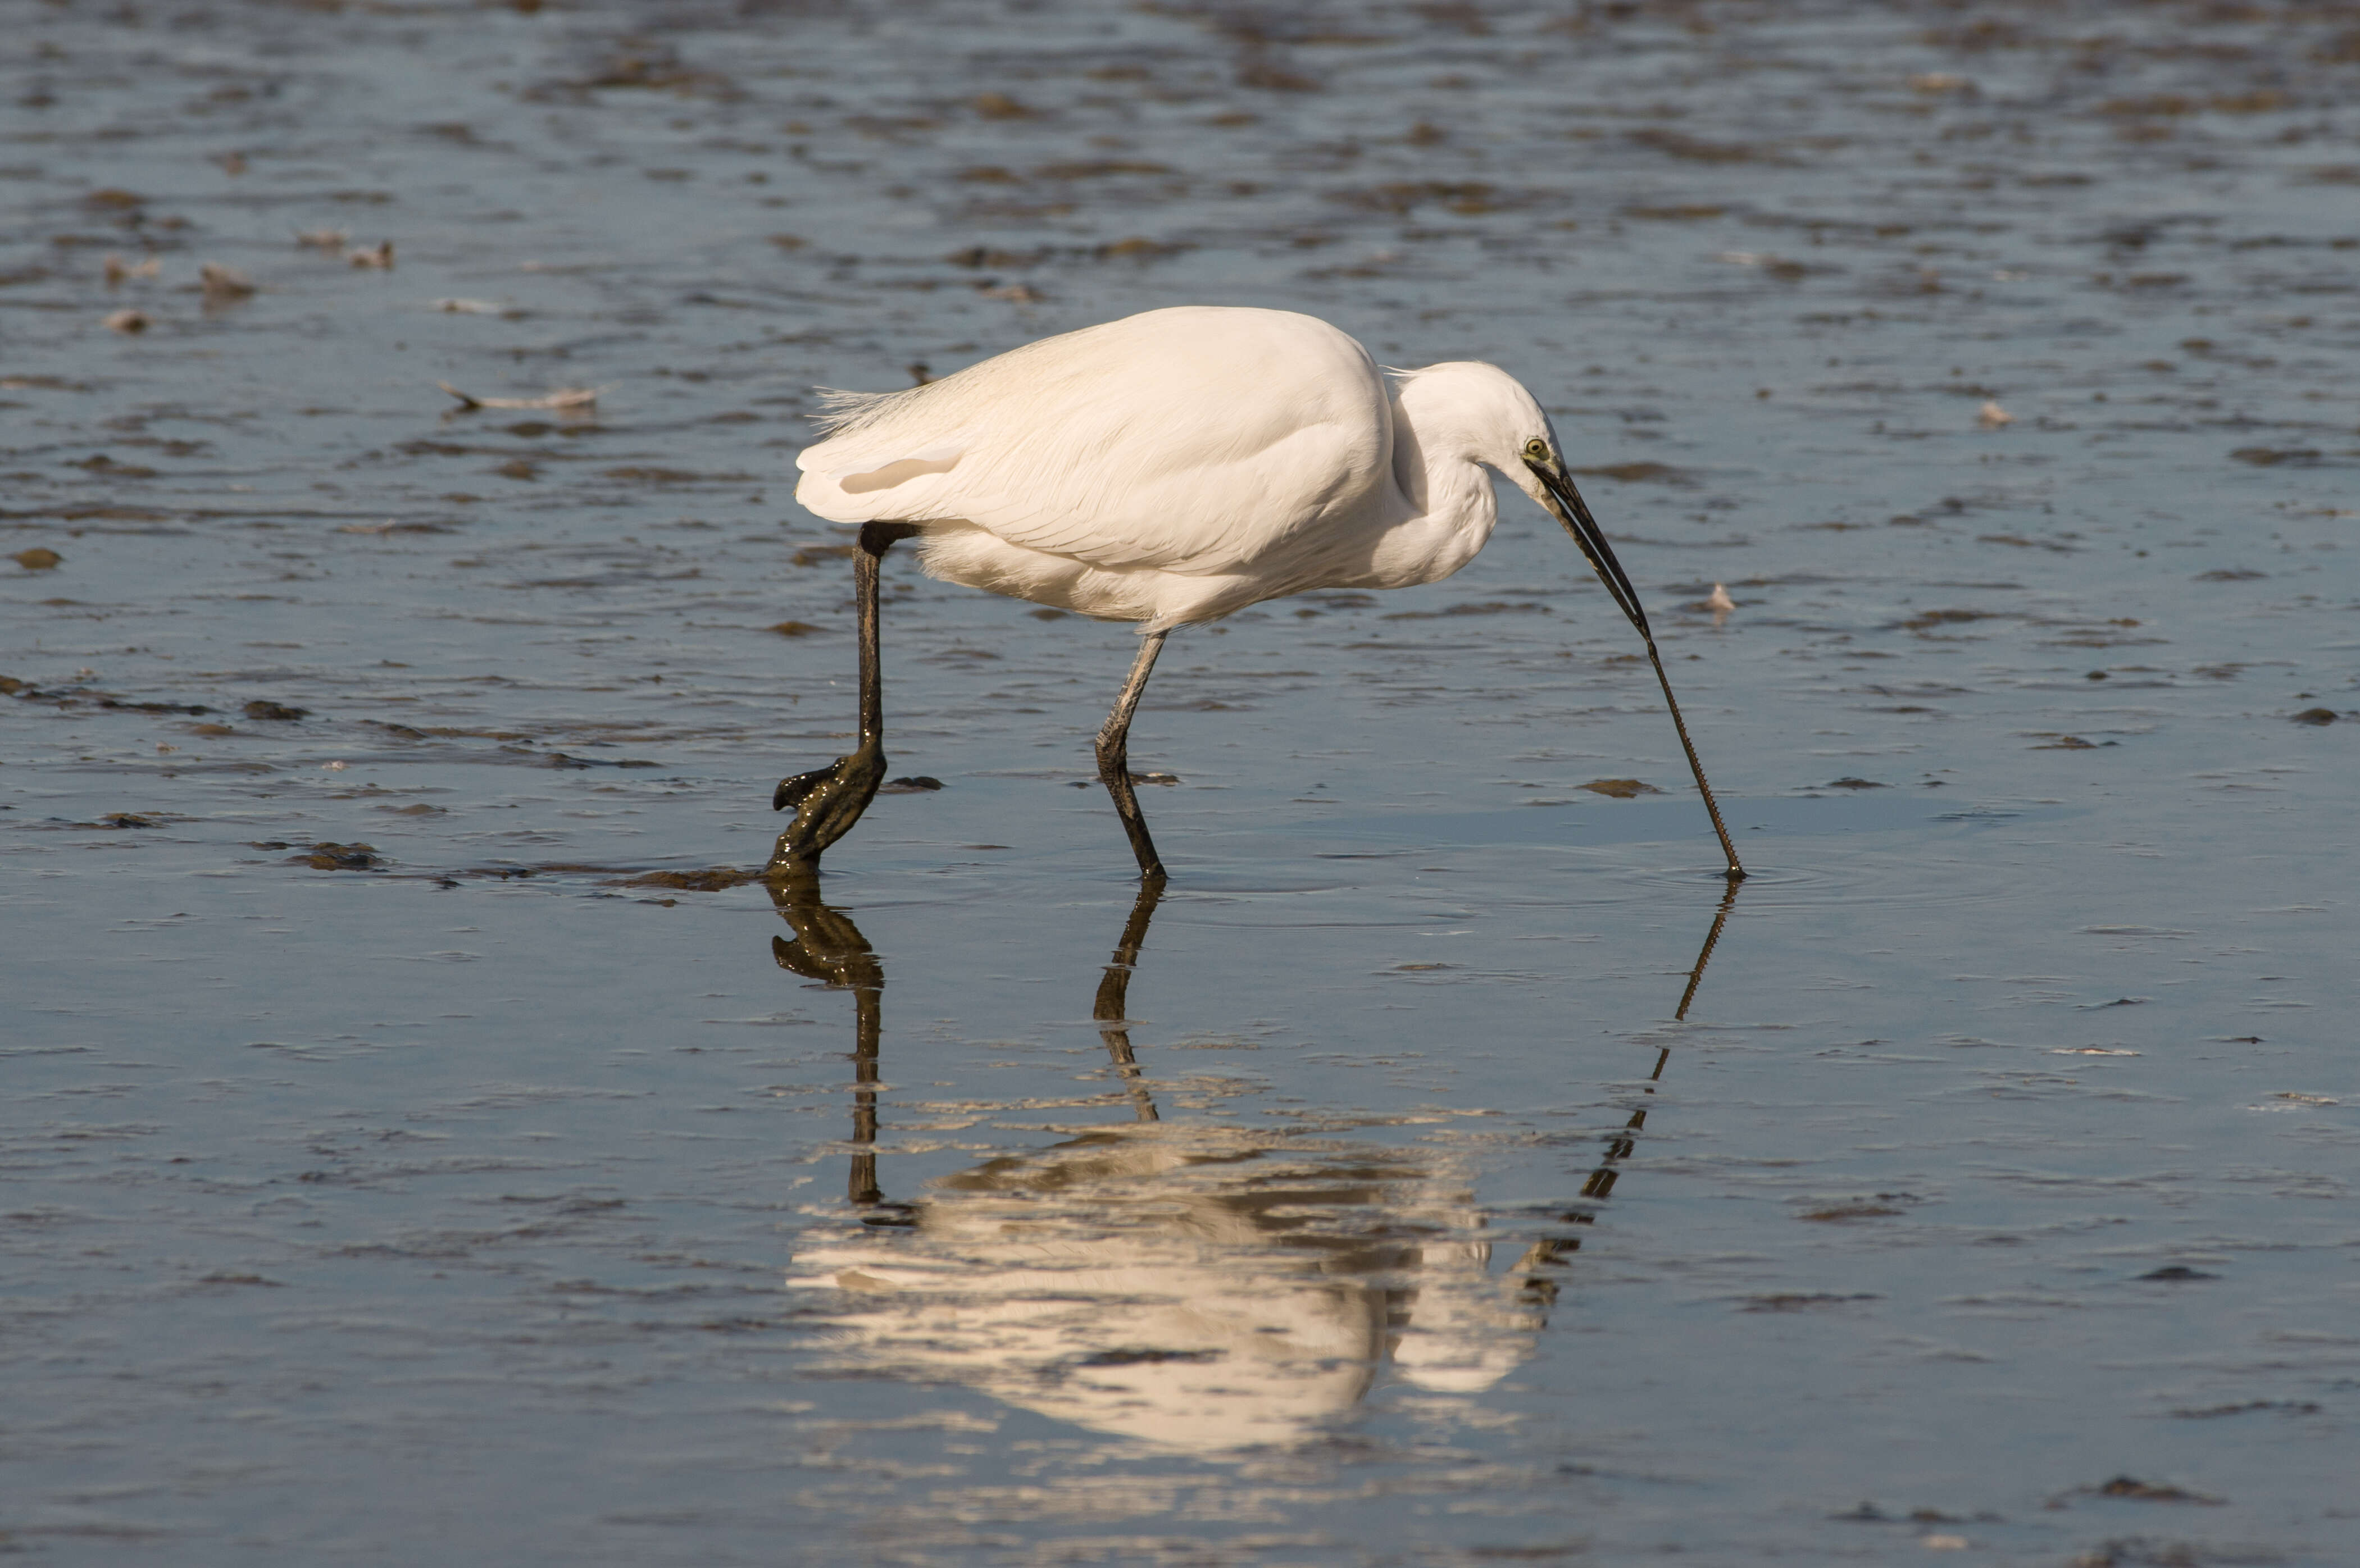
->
xmin=1525 ymin=438 xmax=1552 ymax=461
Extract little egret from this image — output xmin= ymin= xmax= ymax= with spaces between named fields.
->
xmin=771 ymin=306 xmax=1743 ymax=883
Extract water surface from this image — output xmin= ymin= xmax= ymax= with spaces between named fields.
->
xmin=4 ymin=2 xmax=2355 ymax=1562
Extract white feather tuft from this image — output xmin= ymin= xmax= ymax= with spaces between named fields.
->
xmin=809 ymin=385 xmax=918 ymax=436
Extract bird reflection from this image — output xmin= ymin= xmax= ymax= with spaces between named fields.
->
xmin=765 ymin=870 xmax=1739 ymax=1452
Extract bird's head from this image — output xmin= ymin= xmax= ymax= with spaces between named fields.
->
xmin=1513 ymin=429 xmax=1650 ymax=640
xmin=1402 ymin=361 xmax=1559 ymax=477
xmin=1398 ymin=360 xmax=1654 ymax=641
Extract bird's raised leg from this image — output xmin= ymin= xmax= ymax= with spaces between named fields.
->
xmin=1094 ymin=630 xmax=1169 ymax=883
xmin=769 ymin=521 xmax=921 ymax=874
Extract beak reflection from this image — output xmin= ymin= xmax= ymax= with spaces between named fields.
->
xmin=770 ymin=873 xmax=1742 ymax=1453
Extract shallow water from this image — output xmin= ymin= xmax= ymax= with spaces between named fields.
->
xmin=4 ymin=1 xmax=2356 ymax=1562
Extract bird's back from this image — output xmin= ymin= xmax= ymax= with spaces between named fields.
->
xmin=794 ymin=307 xmax=1397 ymax=577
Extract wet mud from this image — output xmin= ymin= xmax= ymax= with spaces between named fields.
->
xmin=4 ymin=1 xmax=2356 ymax=1564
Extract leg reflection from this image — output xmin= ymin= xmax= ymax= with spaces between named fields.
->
xmin=763 ymin=870 xmax=898 ymax=1215
xmin=1093 ymin=879 xmax=1165 ymax=1123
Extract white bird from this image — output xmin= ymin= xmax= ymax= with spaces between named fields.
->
xmin=772 ymin=306 xmax=1742 ymax=882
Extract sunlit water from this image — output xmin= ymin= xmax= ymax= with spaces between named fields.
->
xmin=4 ymin=2 xmax=2355 ymax=1562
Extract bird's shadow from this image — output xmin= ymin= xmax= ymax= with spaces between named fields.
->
xmin=762 ymin=868 xmax=1743 ymax=1451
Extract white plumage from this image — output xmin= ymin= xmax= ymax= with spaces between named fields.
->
xmin=767 ymin=305 xmax=1745 ymax=882
xmin=794 ymin=306 xmax=1558 ymax=630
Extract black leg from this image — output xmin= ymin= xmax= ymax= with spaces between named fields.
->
xmin=769 ymin=522 xmax=921 ymax=873
xmin=1094 ymin=630 xmax=1169 ymax=883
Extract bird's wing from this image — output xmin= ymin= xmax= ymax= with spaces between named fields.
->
xmin=793 ymin=308 xmax=1396 ymax=575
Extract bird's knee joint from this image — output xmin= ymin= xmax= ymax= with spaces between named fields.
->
xmin=859 ymin=521 xmax=923 ymax=557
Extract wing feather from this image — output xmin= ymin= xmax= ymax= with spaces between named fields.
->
xmin=793 ymin=308 xmax=1395 ymax=576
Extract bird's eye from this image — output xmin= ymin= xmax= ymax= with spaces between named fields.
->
xmin=1525 ymin=438 xmax=1552 ymax=461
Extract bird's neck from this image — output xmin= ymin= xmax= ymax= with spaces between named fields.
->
xmin=1374 ymin=379 xmax=1499 ymax=585
xmin=1391 ymin=373 xmax=1503 ymax=519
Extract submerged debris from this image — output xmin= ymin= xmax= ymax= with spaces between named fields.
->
xmin=291 ymin=842 xmax=385 ymax=870
xmin=539 ymin=751 xmax=660 ymax=769
xmin=199 ymin=263 xmax=255 ymax=304
xmin=627 ymin=867 xmax=762 ymax=892
xmin=2170 ymin=1400 xmax=2321 ymax=1419
xmin=437 ymin=381 xmax=601 ymax=411
xmin=1741 ymin=1293 xmax=1880 ymax=1312
xmin=1571 ymin=461 xmax=1693 ymax=485
xmin=2089 ymin=1476 xmax=2223 ymax=1504
xmin=1580 ymin=778 xmax=1662 ymax=799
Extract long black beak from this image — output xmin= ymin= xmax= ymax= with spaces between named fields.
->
xmin=1531 ymin=461 xmax=1651 ymax=640
xmin=1526 ymin=457 xmax=1747 ymax=881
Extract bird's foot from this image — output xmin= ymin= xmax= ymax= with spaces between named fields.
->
xmin=767 ymin=740 xmax=887 ymax=872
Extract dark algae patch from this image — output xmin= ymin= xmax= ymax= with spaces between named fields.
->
xmin=290 ymin=842 xmax=385 ymax=870
xmin=2086 ymin=1477 xmax=2226 ymax=1505
xmin=626 ymin=867 xmax=765 ymax=892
